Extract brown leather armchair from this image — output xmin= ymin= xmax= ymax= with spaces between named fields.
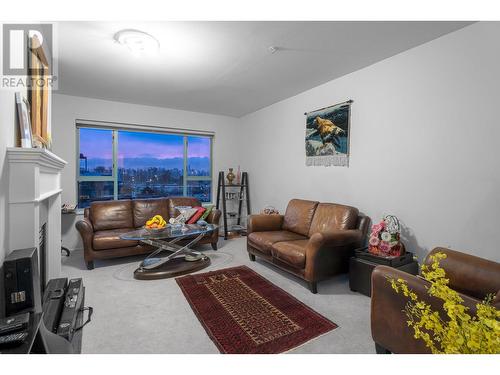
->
xmin=76 ymin=197 xmax=220 ymax=270
xmin=371 ymin=247 xmax=500 ymax=353
xmin=247 ymin=199 xmax=369 ymax=293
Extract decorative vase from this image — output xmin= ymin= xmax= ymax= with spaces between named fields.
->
xmin=226 ymin=168 xmax=235 ymax=185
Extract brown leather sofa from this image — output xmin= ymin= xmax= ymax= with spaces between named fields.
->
xmin=247 ymin=199 xmax=369 ymax=293
xmin=76 ymin=197 xmax=220 ymax=270
xmin=371 ymin=247 xmax=500 ymax=353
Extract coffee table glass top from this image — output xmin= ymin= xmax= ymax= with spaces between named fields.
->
xmin=120 ymin=224 xmax=217 ymax=241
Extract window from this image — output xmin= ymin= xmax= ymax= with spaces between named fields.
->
xmin=77 ymin=126 xmax=212 ymax=208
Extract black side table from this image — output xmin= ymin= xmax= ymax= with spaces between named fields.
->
xmin=61 ymin=209 xmax=77 ymax=256
xmin=349 ymin=249 xmax=419 ymax=297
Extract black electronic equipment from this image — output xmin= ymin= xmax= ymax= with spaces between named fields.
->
xmin=1 ymin=275 xmax=92 ymax=354
xmin=0 ymin=312 xmax=29 ymax=335
xmin=56 ymin=278 xmax=84 ymax=341
xmin=42 ymin=278 xmax=68 ymax=333
xmin=3 ymin=248 xmax=42 ymax=315
xmin=0 ymin=331 xmax=29 ymax=348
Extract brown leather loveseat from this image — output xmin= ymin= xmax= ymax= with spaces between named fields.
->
xmin=371 ymin=247 xmax=500 ymax=353
xmin=76 ymin=197 xmax=220 ymax=270
xmin=247 ymin=199 xmax=369 ymax=293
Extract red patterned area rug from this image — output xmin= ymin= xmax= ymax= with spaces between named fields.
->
xmin=176 ymin=265 xmax=337 ymax=354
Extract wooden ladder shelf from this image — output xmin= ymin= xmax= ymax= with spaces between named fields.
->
xmin=216 ymin=171 xmax=251 ymax=240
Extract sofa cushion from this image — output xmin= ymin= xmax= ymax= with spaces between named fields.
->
xmin=247 ymin=230 xmax=307 ymax=255
xmin=93 ymin=228 xmax=139 ymax=250
xmin=282 ymin=199 xmax=319 ymax=236
xmin=166 ymin=197 xmax=202 ymax=217
xmin=90 ymin=200 xmax=134 ymax=231
xmin=133 ymin=198 xmax=170 ymax=228
xmin=272 ymin=240 xmax=309 ymax=269
xmin=308 ymin=203 xmax=359 ymax=236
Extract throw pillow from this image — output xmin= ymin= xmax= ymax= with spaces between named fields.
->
xmin=200 ymin=205 xmax=214 ymax=220
xmin=187 ymin=206 xmax=206 ymax=224
xmin=173 ymin=208 xmax=197 ymax=223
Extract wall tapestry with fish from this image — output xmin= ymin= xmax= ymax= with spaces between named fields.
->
xmin=305 ymin=99 xmax=352 ymax=167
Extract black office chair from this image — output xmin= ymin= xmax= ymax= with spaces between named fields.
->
xmin=61 ymin=246 xmax=70 ymax=257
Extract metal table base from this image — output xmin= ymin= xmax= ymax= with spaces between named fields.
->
xmin=134 ymin=232 xmax=210 ymax=280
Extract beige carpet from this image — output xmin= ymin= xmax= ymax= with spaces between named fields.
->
xmin=61 ymin=237 xmax=375 ymax=354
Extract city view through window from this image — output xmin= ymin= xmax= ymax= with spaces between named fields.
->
xmin=78 ymin=127 xmax=212 ymax=208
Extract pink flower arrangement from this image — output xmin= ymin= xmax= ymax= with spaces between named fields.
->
xmin=369 ymin=236 xmax=380 ymax=246
xmin=371 ymin=222 xmax=385 ymax=235
xmin=378 ymin=241 xmax=390 ymax=253
xmin=368 ymin=215 xmax=404 ymax=257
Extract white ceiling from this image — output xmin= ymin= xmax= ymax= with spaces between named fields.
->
xmin=56 ymin=21 xmax=473 ymax=117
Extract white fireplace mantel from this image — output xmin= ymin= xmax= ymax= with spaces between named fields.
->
xmin=7 ymin=147 xmax=67 ymax=281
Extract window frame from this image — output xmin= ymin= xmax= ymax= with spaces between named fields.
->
xmin=76 ymin=125 xmax=213 ymax=208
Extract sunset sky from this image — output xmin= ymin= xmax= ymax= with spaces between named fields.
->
xmin=79 ymin=128 xmax=210 ymax=159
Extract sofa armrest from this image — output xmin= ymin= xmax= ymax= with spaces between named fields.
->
xmin=75 ymin=218 xmax=95 ymax=254
xmin=206 ymin=208 xmax=221 ymax=225
xmin=202 ymin=208 xmax=220 ymax=246
xmin=308 ymin=229 xmax=363 ymax=249
xmin=247 ymin=214 xmax=284 ymax=234
xmin=304 ymin=229 xmax=363 ymax=281
xmin=425 ymin=247 xmax=500 ymax=300
xmin=371 ymin=265 xmax=479 ymax=354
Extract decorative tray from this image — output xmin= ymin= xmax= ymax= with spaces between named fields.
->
xmin=354 ymin=247 xmax=415 ymax=267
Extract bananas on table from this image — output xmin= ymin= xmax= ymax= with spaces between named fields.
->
xmin=145 ymin=215 xmax=166 ymax=229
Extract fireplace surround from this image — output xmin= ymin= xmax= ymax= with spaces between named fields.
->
xmin=7 ymin=148 xmax=67 ymax=285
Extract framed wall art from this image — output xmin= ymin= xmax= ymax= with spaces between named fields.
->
xmin=305 ymin=100 xmax=352 ymax=167
xmin=28 ymin=33 xmax=50 ymax=148
xmin=15 ymin=92 xmax=33 ymax=148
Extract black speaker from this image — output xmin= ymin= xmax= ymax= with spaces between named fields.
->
xmin=3 ymin=248 xmax=42 ymax=316
xmin=57 ymin=278 xmax=84 ymax=342
xmin=42 ymin=277 xmax=68 ymax=333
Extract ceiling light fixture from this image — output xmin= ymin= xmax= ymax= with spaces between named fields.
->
xmin=114 ymin=29 xmax=160 ymax=57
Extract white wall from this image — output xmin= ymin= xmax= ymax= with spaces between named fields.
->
xmin=0 ymin=26 xmax=30 ymax=316
xmin=52 ymin=94 xmax=241 ymax=250
xmin=0 ymin=92 xmax=18 ymax=267
xmin=0 ymin=88 xmax=15 ymax=317
xmin=0 ymin=26 xmax=29 ymax=266
xmin=240 ymin=22 xmax=500 ymax=262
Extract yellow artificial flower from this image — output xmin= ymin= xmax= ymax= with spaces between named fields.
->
xmin=388 ymin=252 xmax=500 ymax=354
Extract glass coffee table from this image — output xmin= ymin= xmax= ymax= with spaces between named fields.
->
xmin=120 ymin=224 xmax=217 ymax=280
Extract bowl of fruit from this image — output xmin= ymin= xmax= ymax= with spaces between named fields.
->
xmin=144 ymin=215 xmax=167 ymax=232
